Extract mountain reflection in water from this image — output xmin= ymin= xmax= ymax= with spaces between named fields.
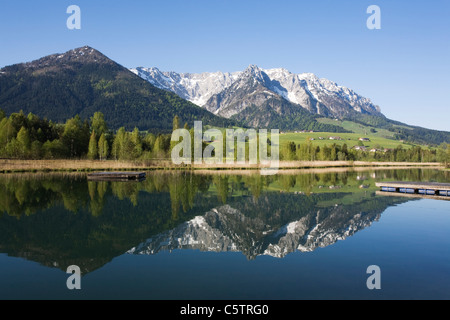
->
xmin=129 ymin=196 xmax=396 ymax=260
xmin=0 ymin=168 xmax=447 ymax=273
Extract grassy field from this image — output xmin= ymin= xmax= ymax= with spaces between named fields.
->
xmin=186 ymin=121 xmax=426 ymax=150
xmin=316 ymin=118 xmax=397 ymax=139
xmin=278 ymin=131 xmax=418 ymax=150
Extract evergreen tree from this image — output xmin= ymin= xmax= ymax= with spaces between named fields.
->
xmin=173 ymin=115 xmax=180 ymax=131
xmin=42 ymin=139 xmax=66 ymax=159
xmin=143 ymin=133 xmax=156 ymax=152
xmin=30 ymin=140 xmax=43 ymax=159
xmin=9 ymin=111 xmax=27 ymax=133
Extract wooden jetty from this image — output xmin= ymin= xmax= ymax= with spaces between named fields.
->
xmin=87 ymin=171 xmax=146 ymax=182
xmin=376 ymin=181 xmax=450 ymax=200
xmin=375 ymin=191 xmax=450 ymax=201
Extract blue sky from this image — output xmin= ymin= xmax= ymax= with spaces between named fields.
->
xmin=0 ymin=0 xmax=449 ymax=131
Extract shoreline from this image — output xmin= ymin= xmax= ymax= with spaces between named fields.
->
xmin=0 ymin=159 xmax=443 ymax=173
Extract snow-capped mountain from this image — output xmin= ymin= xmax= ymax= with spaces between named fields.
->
xmin=127 ymin=202 xmax=382 ymax=259
xmin=131 ymin=65 xmax=382 ymax=121
xmin=130 ymin=67 xmax=241 ymax=107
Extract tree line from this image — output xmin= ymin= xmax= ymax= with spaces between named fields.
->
xmin=1 ymin=108 xmax=449 ymax=165
xmin=280 ymin=139 xmax=450 ymax=165
xmin=0 ymin=110 xmax=174 ymax=160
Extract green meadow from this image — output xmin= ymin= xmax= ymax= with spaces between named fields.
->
xmin=278 ymin=116 xmax=427 ymax=150
xmin=278 ymin=131 xmax=412 ymax=149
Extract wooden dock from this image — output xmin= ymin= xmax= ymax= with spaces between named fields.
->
xmin=376 ymin=181 xmax=450 ymax=199
xmin=87 ymin=171 xmax=146 ymax=182
xmin=375 ymin=191 xmax=450 ymax=201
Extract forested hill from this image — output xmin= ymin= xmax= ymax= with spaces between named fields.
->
xmin=342 ymin=113 xmax=450 ymax=146
xmin=0 ymin=46 xmax=236 ymax=132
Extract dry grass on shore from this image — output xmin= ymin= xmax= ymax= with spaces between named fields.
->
xmin=0 ymin=159 xmax=442 ymax=173
xmin=0 ymin=159 xmax=169 ymax=173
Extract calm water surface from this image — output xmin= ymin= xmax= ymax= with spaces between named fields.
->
xmin=0 ymin=168 xmax=449 ymax=300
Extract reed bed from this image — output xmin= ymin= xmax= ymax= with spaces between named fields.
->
xmin=0 ymin=159 xmax=442 ymax=173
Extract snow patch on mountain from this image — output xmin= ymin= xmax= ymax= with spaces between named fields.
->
xmin=130 ymin=67 xmax=241 ymax=107
xmin=127 ymin=203 xmax=380 ymax=259
xmin=131 ymin=64 xmax=382 ymax=118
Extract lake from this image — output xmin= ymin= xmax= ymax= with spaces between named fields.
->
xmin=0 ymin=168 xmax=449 ymax=300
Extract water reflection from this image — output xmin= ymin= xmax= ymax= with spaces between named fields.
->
xmin=129 ymin=194 xmax=406 ymax=259
xmin=0 ymin=169 xmax=447 ymax=272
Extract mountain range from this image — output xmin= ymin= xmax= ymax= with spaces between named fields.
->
xmin=131 ymin=65 xmax=382 ymax=120
xmin=0 ymin=46 xmax=235 ymax=132
xmin=0 ymin=46 xmax=448 ymax=144
xmin=128 ymin=203 xmax=379 ymax=259
xmin=128 ymin=192 xmax=409 ymax=260
xmin=130 ymin=64 xmax=385 ymax=131
xmin=132 ymin=64 xmax=450 ymax=144
xmin=0 ymin=170 xmax=410 ymax=271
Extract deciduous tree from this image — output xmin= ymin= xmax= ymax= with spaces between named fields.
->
xmin=87 ymin=131 xmax=98 ymax=160
xmin=98 ymin=133 xmax=109 ymax=160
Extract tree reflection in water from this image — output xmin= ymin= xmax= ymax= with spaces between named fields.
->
xmin=0 ymin=168 xmax=447 ymax=272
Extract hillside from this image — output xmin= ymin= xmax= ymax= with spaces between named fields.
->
xmin=132 ymin=64 xmax=381 ymax=132
xmin=279 ymin=131 xmax=416 ymax=150
xmin=0 ymin=46 xmax=447 ymax=144
xmin=133 ymin=65 xmax=449 ymax=145
xmin=132 ymin=65 xmax=350 ymax=132
xmin=132 ymin=65 xmax=382 ymax=118
xmin=318 ymin=116 xmax=450 ymax=146
xmin=0 ymin=46 xmax=236 ymax=132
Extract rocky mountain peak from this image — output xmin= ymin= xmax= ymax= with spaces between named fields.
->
xmin=0 ymin=46 xmax=116 ymax=75
xmin=131 ymin=64 xmax=383 ymax=125
xmin=128 ymin=201 xmax=384 ymax=260
xmin=242 ymin=64 xmax=270 ymax=85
